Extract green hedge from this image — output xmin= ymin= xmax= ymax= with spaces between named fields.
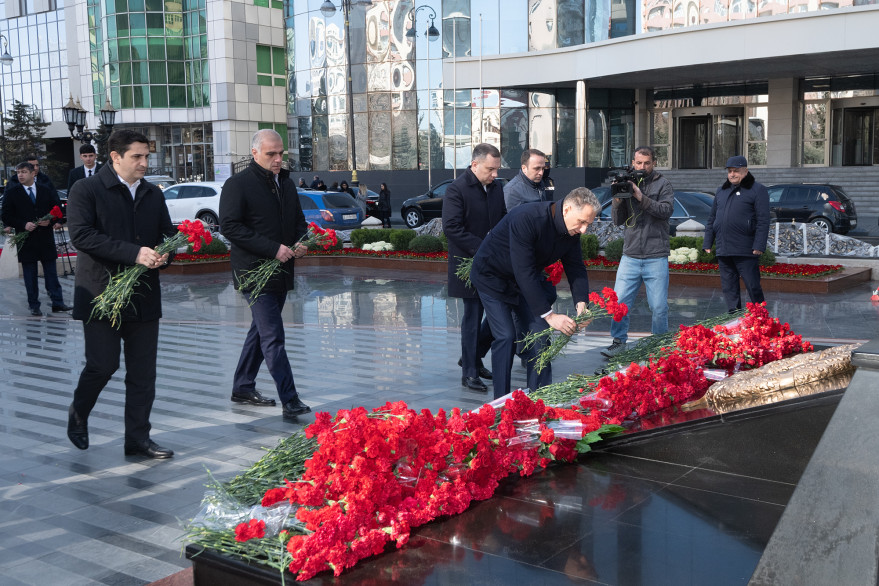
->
xmin=409 ymin=234 xmax=444 ymax=253
xmin=580 ymin=233 xmax=599 ymax=259
xmin=603 ymin=238 xmax=624 ymax=262
xmin=389 ymin=230 xmax=417 ymax=251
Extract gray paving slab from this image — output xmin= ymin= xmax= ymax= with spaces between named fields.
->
xmin=0 ymin=262 xmax=873 ymax=584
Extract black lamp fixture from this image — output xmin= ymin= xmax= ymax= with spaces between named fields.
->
xmin=405 ymin=6 xmax=440 ymax=41
xmin=62 ymin=94 xmax=117 ymax=144
xmin=406 ymin=6 xmax=440 ymax=187
xmin=0 ymin=33 xmax=13 ymax=184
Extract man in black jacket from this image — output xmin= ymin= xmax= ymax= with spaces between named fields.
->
xmin=442 ymin=143 xmax=506 ymax=392
xmin=1 ymin=161 xmax=70 ymax=316
xmin=471 ymin=188 xmax=600 ymax=398
xmin=68 ymin=144 xmax=102 ymax=189
xmin=7 ymin=154 xmax=58 ymax=194
xmin=66 ymin=129 xmax=176 ymax=459
xmin=219 ymin=129 xmax=311 ymax=421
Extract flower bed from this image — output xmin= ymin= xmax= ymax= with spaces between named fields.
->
xmin=186 ymin=304 xmax=813 ymax=582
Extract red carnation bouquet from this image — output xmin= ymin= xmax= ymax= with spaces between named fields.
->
xmin=236 ymin=222 xmax=337 ymax=305
xmin=522 ymin=287 xmax=628 ymax=373
xmin=90 ymin=219 xmax=212 ymax=327
xmin=7 ymin=205 xmax=64 ymax=247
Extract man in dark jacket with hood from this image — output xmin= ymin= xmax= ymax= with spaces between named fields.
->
xmin=443 ymin=143 xmax=506 ymax=392
xmin=703 ymin=155 xmax=770 ymax=312
xmin=504 ymin=148 xmax=548 ymax=211
xmin=220 ymin=129 xmax=311 ymax=421
xmin=66 ymin=129 xmax=176 ymax=459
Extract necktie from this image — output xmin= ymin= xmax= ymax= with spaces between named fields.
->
xmin=27 ymin=187 xmax=35 ymax=203
xmin=87 ymin=169 xmax=92 ymax=177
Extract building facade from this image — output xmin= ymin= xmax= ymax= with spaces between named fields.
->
xmin=2 ymin=1 xmax=878 ymax=195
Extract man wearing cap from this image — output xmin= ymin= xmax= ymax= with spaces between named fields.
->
xmin=703 ymin=156 xmax=770 ymax=312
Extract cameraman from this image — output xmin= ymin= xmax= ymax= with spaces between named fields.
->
xmin=602 ymin=146 xmax=674 ymax=359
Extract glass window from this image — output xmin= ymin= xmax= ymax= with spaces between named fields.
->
xmin=148 ymin=37 xmax=166 ymax=59
xmin=169 ymin=85 xmax=187 ymax=107
xmin=299 ymin=194 xmax=318 ymax=209
xmin=151 ymin=85 xmax=169 ymax=107
xmin=163 ymin=186 xmax=181 ymax=200
xmin=471 ymin=0 xmax=500 ymax=56
xmin=167 ymin=61 xmax=185 ymax=84
xmin=129 ymin=12 xmax=146 ymax=36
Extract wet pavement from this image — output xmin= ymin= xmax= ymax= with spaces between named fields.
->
xmin=0 ymin=262 xmax=874 ymax=584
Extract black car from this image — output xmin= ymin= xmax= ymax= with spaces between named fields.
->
xmin=593 ymin=187 xmax=715 ymax=235
xmin=766 ymin=183 xmax=857 ymax=234
xmin=400 ymin=177 xmax=508 ymax=228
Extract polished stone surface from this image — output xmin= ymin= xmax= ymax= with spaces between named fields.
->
xmin=0 ymin=264 xmax=870 ymax=584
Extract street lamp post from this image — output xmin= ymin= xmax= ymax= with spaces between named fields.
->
xmin=61 ymin=94 xmax=117 ymax=145
xmin=0 ymin=34 xmax=14 ymax=186
xmin=406 ymin=6 xmax=440 ymax=189
xmin=320 ymin=0 xmax=370 ymax=186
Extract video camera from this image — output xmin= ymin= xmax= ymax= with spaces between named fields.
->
xmin=608 ymin=167 xmax=647 ymax=198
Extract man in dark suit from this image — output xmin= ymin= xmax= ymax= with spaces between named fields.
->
xmin=471 ymin=188 xmax=601 ymax=399
xmin=1 ymin=161 xmax=71 ymax=316
xmin=66 ymin=129 xmax=176 ymax=459
xmin=442 ymin=143 xmax=506 ymax=392
xmin=220 ymin=129 xmax=311 ymax=421
xmin=7 ymin=154 xmax=58 ymax=194
xmin=67 ymin=144 xmax=102 ymax=189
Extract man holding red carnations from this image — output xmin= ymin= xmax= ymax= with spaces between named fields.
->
xmin=65 ymin=130 xmax=176 ymax=459
xmin=219 ymin=129 xmax=312 ymax=421
xmin=1 ymin=160 xmax=71 ymax=317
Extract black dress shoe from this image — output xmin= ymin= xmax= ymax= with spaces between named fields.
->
xmin=283 ymin=396 xmax=312 ymax=419
xmin=462 ymin=376 xmax=488 ymax=392
xmin=124 ymin=439 xmax=174 ymax=459
xmin=52 ymin=304 xmax=73 ymax=312
xmin=67 ymin=405 xmax=89 ymax=450
xmin=29 ymin=308 xmax=42 ymax=317
xmin=478 ymin=366 xmax=493 ymax=380
xmin=231 ymin=390 xmax=276 ymax=406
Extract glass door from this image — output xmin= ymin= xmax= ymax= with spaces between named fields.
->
xmin=712 ymin=114 xmax=742 ymax=168
xmin=842 ymin=109 xmax=874 ymax=165
xmin=678 ymin=116 xmax=709 ymax=169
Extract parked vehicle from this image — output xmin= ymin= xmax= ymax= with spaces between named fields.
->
xmin=594 ymin=190 xmax=716 ymax=235
xmin=298 ymin=190 xmax=364 ymax=230
xmin=145 ymin=175 xmax=177 ymax=191
xmin=766 ymin=183 xmax=857 ymax=234
xmin=162 ymin=181 xmax=224 ymax=229
xmin=400 ymin=178 xmax=508 ymax=228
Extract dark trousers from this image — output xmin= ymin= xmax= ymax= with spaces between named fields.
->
xmin=479 ymin=290 xmax=551 ymax=399
xmin=460 ymin=297 xmax=493 ymax=378
xmin=233 ymin=290 xmax=297 ymax=404
xmin=717 ymin=255 xmax=764 ymax=311
xmin=21 ymin=259 xmax=64 ymax=311
xmin=72 ymin=319 xmax=159 ymax=443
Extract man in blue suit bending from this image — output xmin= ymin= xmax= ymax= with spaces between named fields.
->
xmin=470 ymin=188 xmax=601 ymax=399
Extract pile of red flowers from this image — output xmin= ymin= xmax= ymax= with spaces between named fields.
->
xmin=586 ymin=256 xmax=842 ymax=279
xmin=300 ymin=222 xmax=338 ymax=250
xmin=225 ymin=303 xmax=810 ymax=581
xmin=238 ymin=393 xmax=615 ymax=580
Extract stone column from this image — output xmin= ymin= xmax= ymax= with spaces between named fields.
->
xmin=767 ymin=78 xmax=799 ymax=168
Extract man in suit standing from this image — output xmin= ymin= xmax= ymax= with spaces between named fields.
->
xmin=66 ymin=129 xmax=176 ymax=459
xmin=68 ymin=144 xmax=102 ymax=189
xmin=442 ymin=143 xmax=506 ymax=392
xmin=471 ymin=188 xmax=600 ymax=398
xmin=7 ymin=154 xmax=58 ymax=194
xmin=220 ymin=129 xmax=312 ymax=421
xmin=503 ymin=148 xmax=548 ymax=211
xmin=1 ymin=161 xmax=71 ymax=316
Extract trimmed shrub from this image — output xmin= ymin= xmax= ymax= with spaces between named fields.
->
xmin=697 ymin=248 xmax=716 ymax=263
xmin=409 ymin=234 xmax=444 ymax=253
xmin=389 ymin=229 xmax=417 ymax=251
xmin=188 ymin=238 xmax=228 ymax=254
xmin=351 ymin=228 xmax=393 ymax=248
xmin=603 ymin=238 xmax=624 ymax=262
xmin=440 ymin=233 xmax=448 ymax=252
xmin=759 ymin=249 xmax=776 ymax=266
xmin=580 ymin=233 xmax=599 ymax=259
xmin=669 ymin=235 xmax=703 ymax=250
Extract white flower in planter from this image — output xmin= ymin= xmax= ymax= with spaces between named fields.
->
xmin=363 ymin=241 xmax=394 ymax=252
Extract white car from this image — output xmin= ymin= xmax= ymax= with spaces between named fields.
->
xmin=162 ymin=181 xmax=224 ymax=229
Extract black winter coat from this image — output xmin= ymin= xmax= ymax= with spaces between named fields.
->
xmin=471 ymin=202 xmax=590 ymax=317
xmin=1 ymin=182 xmax=62 ymax=263
xmin=442 ymin=168 xmax=507 ymax=299
xmin=704 ymin=172 xmax=770 ymax=256
xmin=219 ymin=160 xmax=307 ymax=293
xmin=67 ymin=163 xmax=175 ymax=323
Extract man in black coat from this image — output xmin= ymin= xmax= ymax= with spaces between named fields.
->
xmin=442 ymin=143 xmax=506 ymax=392
xmin=471 ymin=188 xmax=600 ymax=399
xmin=67 ymin=143 xmax=102 ymax=189
xmin=220 ymin=129 xmax=311 ymax=421
xmin=1 ymin=161 xmax=70 ymax=316
xmin=66 ymin=129 xmax=176 ymax=459
xmin=7 ymin=154 xmax=58 ymax=194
